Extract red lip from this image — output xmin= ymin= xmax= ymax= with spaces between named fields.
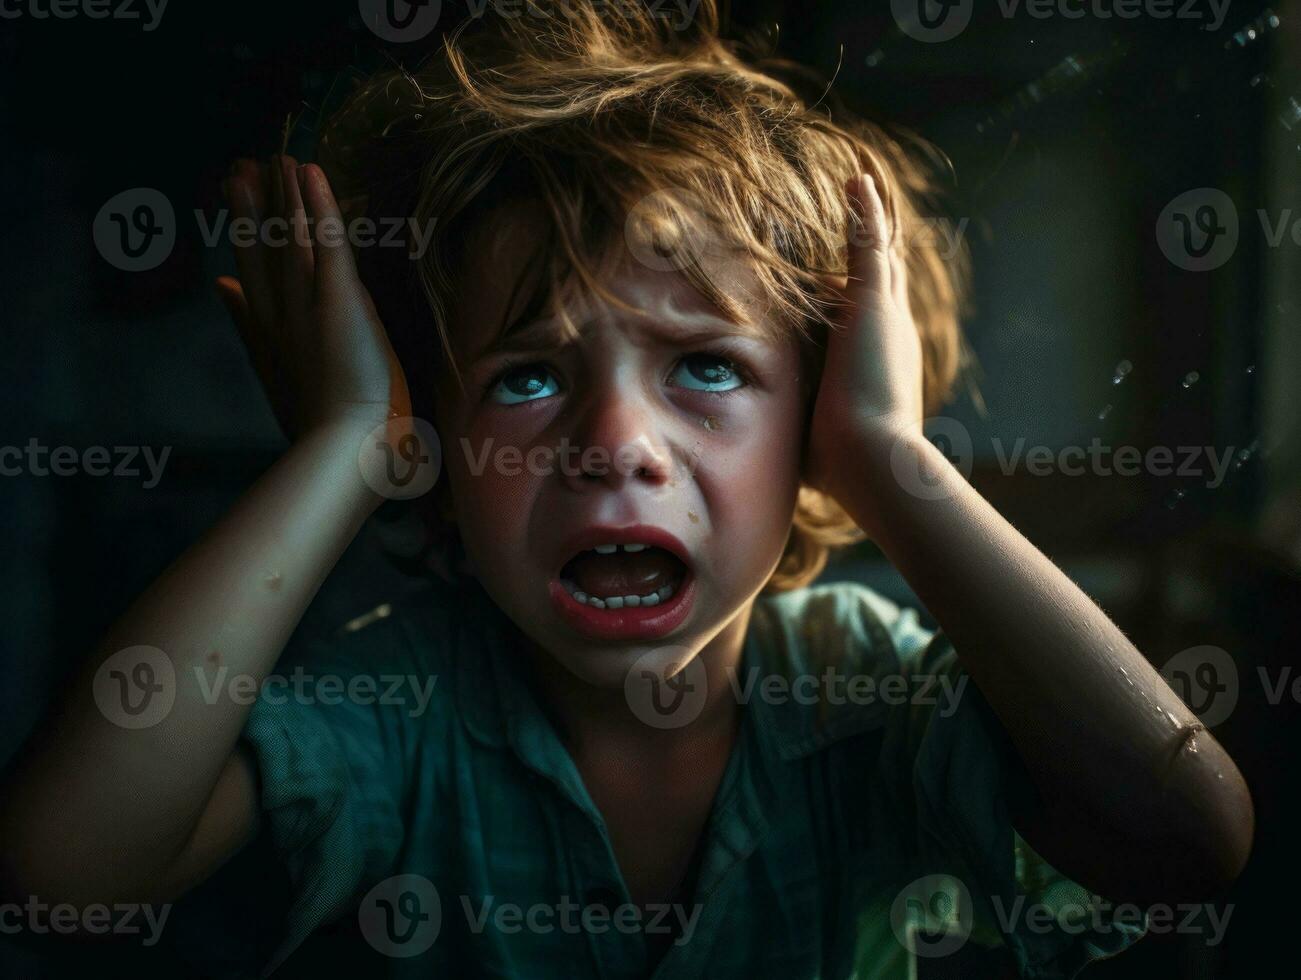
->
xmin=549 ymin=524 xmax=695 ymax=642
xmin=548 ymin=573 xmax=696 ymax=642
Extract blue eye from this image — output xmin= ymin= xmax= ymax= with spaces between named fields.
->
xmin=669 ymin=353 xmax=744 ymax=393
xmin=489 ymin=364 xmax=560 ymax=405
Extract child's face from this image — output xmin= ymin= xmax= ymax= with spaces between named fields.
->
xmin=434 ymin=201 xmax=806 ymax=689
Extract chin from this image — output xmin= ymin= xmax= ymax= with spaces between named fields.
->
xmin=539 ymin=629 xmax=703 ymax=691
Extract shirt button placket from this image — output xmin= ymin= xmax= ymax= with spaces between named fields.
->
xmin=568 ymin=812 xmax=640 ymax=980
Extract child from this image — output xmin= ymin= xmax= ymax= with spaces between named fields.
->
xmin=0 ymin=3 xmax=1252 ymax=978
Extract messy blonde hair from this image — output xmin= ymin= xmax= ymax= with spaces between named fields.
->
xmin=316 ymin=0 xmax=970 ymax=591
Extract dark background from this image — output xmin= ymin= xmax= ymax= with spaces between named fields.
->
xmin=2 ymin=0 xmax=1298 ymax=976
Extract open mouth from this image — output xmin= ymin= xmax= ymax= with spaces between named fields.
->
xmin=557 ymin=542 xmax=689 ymax=609
xmin=548 ymin=532 xmax=696 ymax=641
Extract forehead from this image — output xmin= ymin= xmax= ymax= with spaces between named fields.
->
xmin=448 ymin=197 xmax=772 ymax=363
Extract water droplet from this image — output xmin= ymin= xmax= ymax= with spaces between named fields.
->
xmin=1097 ymin=404 xmax=1113 ymax=421
xmin=1112 ymin=360 xmax=1133 ymax=385
xmin=1234 ymin=443 xmax=1256 ymax=471
xmin=1280 ymin=97 xmax=1301 ymax=131
xmin=1181 ymin=371 xmax=1201 ymax=389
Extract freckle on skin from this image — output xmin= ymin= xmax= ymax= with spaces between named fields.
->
xmin=264 ymin=571 xmax=283 ymax=592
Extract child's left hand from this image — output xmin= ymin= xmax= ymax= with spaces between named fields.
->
xmin=805 ymin=173 xmax=925 ymax=501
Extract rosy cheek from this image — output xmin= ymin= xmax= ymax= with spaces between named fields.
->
xmin=450 ymin=406 xmax=554 ymax=517
xmin=708 ymin=395 xmax=801 ymax=513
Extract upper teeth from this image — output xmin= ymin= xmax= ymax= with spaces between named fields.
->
xmin=592 ymin=543 xmax=649 ymax=554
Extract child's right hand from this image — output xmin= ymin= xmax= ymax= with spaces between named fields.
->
xmin=216 ymin=157 xmax=411 ymax=443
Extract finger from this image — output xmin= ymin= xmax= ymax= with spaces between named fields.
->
xmin=276 ymin=155 xmax=314 ymax=315
xmin=225 ymin=162 xmax=279 ymax=333
xmin=269 ymin=153 xmax=285 ymax=224
xmin=890 ymin=234 xmax=911 ymax=314
xmin=845 ymin=173 xmax=892 ymax=313
xmin=297 ymin=163 xmax=360 ymax=298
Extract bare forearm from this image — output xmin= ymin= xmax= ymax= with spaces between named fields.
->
xmin=840 ymin=429 xmax=1253 ymax=898
xmin=0 ymin=419 xmax=383 ymax=903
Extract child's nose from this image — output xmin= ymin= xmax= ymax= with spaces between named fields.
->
xmin=563 ymin=383 xmax=674 ymax=491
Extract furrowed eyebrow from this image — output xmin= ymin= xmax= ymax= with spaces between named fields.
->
xmin=483 ymin=314 xmax=763 ymax=362
xmin=471 ymin=264 xmax=767 ymax=364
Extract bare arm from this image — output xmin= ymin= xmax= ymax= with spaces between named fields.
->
xmin=844 ymin=431 xmax=1252 ymax=906
xmin=0 ymin=158 xmax=413 ymax=908
xmin=807 ymin=174 xmax=1253 ymax=908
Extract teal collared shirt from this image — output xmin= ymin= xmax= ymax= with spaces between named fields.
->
xmin=175 ymin=577 xmax=1146 ymax=978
